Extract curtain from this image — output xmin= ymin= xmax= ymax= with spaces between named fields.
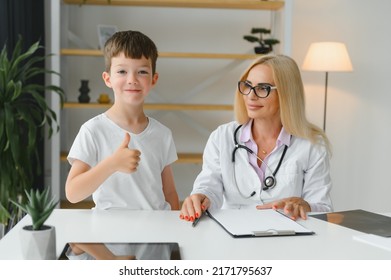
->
xmin=0 ymin=0 xmax=45 ymax=189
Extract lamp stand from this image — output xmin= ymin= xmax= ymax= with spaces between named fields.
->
xmin=323 ymin=71 xmax=329 ymax=131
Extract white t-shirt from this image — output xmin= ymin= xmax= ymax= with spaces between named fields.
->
xmin=68 ymin=114 xmax=177 ymax=210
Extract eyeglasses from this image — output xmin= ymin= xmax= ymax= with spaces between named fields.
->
xmin=237 ymin=81 xmax=277 ymax=98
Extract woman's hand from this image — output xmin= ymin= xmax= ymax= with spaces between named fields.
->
xmin=180 ymin=194 xmax=210 ymax=222
xmin=256 ymin=197 xmax=311 ymax=220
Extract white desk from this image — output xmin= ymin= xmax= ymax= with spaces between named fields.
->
xmin=0 ymin=209 xmax=390 ymax=260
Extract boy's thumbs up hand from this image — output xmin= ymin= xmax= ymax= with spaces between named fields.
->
xmin=112 ymin=133 xmax=141 ymax=174
xmin=120 ymin=132 xmax=131 ymax=148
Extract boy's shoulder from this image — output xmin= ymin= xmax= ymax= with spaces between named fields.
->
xmin=79 ymin=115 xmax=173 ymax=138
xmin=82 ymin=113 xmax=107 ymax=129
xmin=147 ymin=117 xmax=172 ymax=134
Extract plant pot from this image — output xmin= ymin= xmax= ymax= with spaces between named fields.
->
xmin=254 ymin=45 xmax=272 ymax=54
xmin=20 ymin=225 xmax=56 ymax=259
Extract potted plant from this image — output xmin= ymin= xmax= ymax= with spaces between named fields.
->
xmin=0 ymin=36 xmax=64 ymax=237
xmin=243 ymin=27 xmax=280 ymax=54
xmin=11 ymin=186 xmax=59 ymax=259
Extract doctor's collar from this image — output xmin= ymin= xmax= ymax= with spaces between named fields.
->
xmin=239 ymin=119 xmax=291 ymax=147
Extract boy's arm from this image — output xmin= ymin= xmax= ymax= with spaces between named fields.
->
xmin=65 ymin=133 xmax=140 ymax=203
xmin=65 ymin=158 xmax=114 ymax=203
xmin=70 ymin=243 xmax=136 ymax=260
xmin=162 ymin=165 xmax=180 ymax=210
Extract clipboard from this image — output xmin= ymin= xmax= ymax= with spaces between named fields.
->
xmin=206 ymin=209 xmax=314 ymax=238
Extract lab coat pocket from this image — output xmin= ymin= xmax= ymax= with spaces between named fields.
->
xmin=275 ymin=166 xmax=303 ymax=197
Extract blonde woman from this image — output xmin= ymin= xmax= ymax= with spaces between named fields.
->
xmin=180 ymin=55 xmax=332 ymax=221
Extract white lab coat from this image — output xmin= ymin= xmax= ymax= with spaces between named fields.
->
xmin=191 ymin=121 xmax=333 ymax=212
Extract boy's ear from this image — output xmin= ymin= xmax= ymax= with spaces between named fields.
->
xmin=102 ymin=71 xmax=112 ymax=88
xmin=151 ymin=72 xmax=159 ymax=87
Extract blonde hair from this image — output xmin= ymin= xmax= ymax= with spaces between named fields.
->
xmin=234 ymin=54 xmax=331 ymax=153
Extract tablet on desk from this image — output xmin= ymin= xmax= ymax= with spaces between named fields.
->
xmin=59 ymin=242 xmax=181 ymax=260
xmin=312 ymin=209 xmax=391 ymax=237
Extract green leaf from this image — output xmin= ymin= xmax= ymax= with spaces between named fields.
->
xmin=251 ymin=28 xmax=271 ymax=34
xmin=243 ymin=35 xmax=259 ymax=43
xmin=4 ymin=103 xmax=20 ymax=165
xmin=0 ymin=202 xmax=12 ymax=225
xmin=0 ymin=109 xmax=4 ymax=147
xmin=10 ymin=199 xmax=27 ymax=214
xmin=264 ymin=38 xmax=280 ymax=45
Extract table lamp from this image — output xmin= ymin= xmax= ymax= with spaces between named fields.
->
xmin=302 ymin=42 xmax=353 ymax=131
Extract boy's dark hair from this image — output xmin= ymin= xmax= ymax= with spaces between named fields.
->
xmin=103 ymin=30 xmax=158 ymax=74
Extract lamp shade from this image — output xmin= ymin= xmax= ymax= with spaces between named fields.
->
xmin=302 ymin=42 xmax=353 ymax=72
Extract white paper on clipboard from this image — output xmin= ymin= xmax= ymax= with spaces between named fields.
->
xmin=206 ymin=209 xmax=314 ymax=238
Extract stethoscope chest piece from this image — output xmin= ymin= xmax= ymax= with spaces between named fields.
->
xmin=263 ymin=176 xmax=276 ymax=191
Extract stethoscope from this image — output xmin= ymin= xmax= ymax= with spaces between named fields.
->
xmin=232 ymin=125 xmax=288 ymax=198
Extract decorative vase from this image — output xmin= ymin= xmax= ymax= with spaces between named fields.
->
xmin=78 ymin=79 xmax=91 ymax=103
xmin=20 ymin=225 xmax=56 ymax=260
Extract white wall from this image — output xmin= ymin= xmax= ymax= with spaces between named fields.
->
xmin=292 ymin=0 xmax=391 ymax=212
xmin=57 ymin=1 xmax=391 ymax=213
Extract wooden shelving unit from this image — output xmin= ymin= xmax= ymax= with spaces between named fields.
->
xmin=63 ymin=102 xmax=233 ymax=111
xmin=61 ymin=151 xmax=202 ymax=164
xmin=61 ymin=48 xmax=260 ymax=60
xmin=63 ymin=0 xmax=284 ymax=10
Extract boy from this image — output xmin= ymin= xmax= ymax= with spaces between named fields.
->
xmin=65 ymin=30 xmax=179 ymax=259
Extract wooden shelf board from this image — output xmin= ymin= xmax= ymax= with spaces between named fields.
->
xmin=61 ymin=151 xmax=202 ymax=164
xmin=61 ymin=48 xmax=260 ymax=60
xmin=63 ymin=102 xmax=233 ymax=111
xmin=61 ymin=200 xmax=95 ymax=209
xmin=63 ymin=0 xmax=284 ymax=10
xmin=61 ymin=49 xmax=103 ymax=56
xmin=61 ymin=152 xmax=67 ymax=162
xmin=176 ymin=153 xmax=203 ymax=164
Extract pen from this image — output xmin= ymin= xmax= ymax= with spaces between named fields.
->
xmin=192 ymin=196 xmax=207 ymax=227
xmin=192 ymin=211 xmax=204 ymax=227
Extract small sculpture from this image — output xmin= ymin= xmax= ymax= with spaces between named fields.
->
xmin=78 ymin=79 xmax=90 ymax=103
xmin=97 ymin=93 xmax=111 ymax=104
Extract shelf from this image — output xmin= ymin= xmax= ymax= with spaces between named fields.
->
xmin=63 ymin=102 xmax=233 ymax=111
xmin=61 ymin=48 xmax=260 ymax=60
xmin=61 ymin=151 xmax=202 ymax=164
xmin=61 ymin=200 xmax=95 ymax=209
xmin=176 ymin=153 xmax=203 ymax=164
xmin=63 ymin=0 xmax=284 ymax=10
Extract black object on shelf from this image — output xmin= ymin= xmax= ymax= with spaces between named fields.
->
xmin=78 ymin=79 xmax=91 ymax=103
